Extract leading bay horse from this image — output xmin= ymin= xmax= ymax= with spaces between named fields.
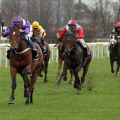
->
xmin=57 ymin=33 xmax=92 ymax=94
xmin=8 ymin=27 xmax=43 ymax=104
xmin=109 ymin=35 xmax=120 ymax=75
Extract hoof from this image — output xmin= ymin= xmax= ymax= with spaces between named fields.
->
xmin=25 ymin=100 xmax=30 ymax=105
xmin=56 ymin=83 xmax=60 ymax=88
xmin=76 ymin=91 xmax=80 ymax=95
xmin=39 ymin=74 xmax=43 ymax=77
xmin=8 ymin=99 xmax=14 ymax=104
xmin=44 ymin=80 xmax=48 ymax=83
xmin=24 ymin=91 xmax=28 ymax=98
xmin=74 ymin=84 xmax=77 ymax=89
xmin=111 ymin=70 xmax=114 ymax=73
xmin=63 ymin=76 xmax=67 ymax=81
xmin=68 ymin=80 xmax=73 ymax=84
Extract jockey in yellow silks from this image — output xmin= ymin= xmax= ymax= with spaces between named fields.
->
xmin=32 ymin=21 xmax=47 ymax=54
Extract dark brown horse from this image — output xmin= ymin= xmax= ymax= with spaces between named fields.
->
xmin=8 ymin=27 xmax=43 ymax=104
xmin=32 ymin=32 xmax=50 ymax=82
xmin=57 ymin=33 xmax=92 ymax=94
xmin=109 ymin=35 xmax=120 ymax=75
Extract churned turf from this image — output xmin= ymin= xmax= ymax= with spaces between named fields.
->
xmin=0 ymin=58 xmax=120 ymax=120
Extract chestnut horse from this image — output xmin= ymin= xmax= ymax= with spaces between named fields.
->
xmin=8 ymin=27 xmax=43 ymax=104
xmin=57 ymin=33 xmax=92 ymax=94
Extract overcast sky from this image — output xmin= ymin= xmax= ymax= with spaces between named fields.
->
xmin=75 ymin=0 xmax=119 ymax=6
xmin=75 ymin=0 xmax=95 ymax=5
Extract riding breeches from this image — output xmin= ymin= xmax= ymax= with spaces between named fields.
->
xmin=77 ymin=39 xmax=90 ymax=55
xmin=77 ymin=39 xmax=87 ymax=48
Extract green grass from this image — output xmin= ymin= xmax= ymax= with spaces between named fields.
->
xmin=0 ymin=58 xmax=120 ymax=120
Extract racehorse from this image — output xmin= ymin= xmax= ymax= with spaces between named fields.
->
xmin=57 ymin=33 xmax=92 ymax=94
xmin=32 ymin=32 xmax=50 ymax=82
xmin=109 ymin=35 xmax=120 ymax=75
xmin=56 ymin=44 xmax=74 ymax=83
xmin=8 ymin=27 xmax=43 ymax=104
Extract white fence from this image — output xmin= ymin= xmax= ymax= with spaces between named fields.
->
xmin=0 ymin=42 xmax=110 ymax=67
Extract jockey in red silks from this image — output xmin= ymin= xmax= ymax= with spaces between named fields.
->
xmin=2 ymin=16 xmax=37 ymax=59
xmin=109 ymin=21 xmax=120 ymax=45
xmin=57 ymin=19 xmax=90 ymax=59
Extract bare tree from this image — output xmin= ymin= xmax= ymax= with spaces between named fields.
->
xmin=88 ymin=0 xmax=113 ymax=38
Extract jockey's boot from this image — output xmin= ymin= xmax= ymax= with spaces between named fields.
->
xmin=41 ymin=38 xmax=47 ymax=54
xmin=27 ymin=39 xmax=38 ymax=60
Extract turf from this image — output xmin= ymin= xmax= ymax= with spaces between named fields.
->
xmin=0 ymin=58 xmax=120 ymax=120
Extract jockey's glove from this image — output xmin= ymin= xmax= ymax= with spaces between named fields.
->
xmin=58 ymin=38 xmax=62 ymax=42
xmin=110 ymin=38 xmax=117 ymax=44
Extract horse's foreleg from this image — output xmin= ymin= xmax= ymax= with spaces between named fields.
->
xmin=44 ymin=60 xmax=48 ymax=83
xmin=62 ymin=62 xmax=68 ymax=81
xmin=9 ymin=67 xmax=17 ymax=104
xmin=68 ymin=69 xmax=74 ymax=84
xmin=73 ymin=70 xmax=81 ymax=94
xmin=30 ymin=68 xmax=39 ymax=103
xmin=21 ymin=75 xmax=29 ymax=98
xmin=81 ymin=62 xmax=90 ymax=85
xmin=22 ymin=67 xmax=31 ymax=105
xmin=110 ymin=57 xmax=114 ymax=73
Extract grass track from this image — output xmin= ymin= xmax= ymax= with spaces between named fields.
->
xmin=0 ymin=58 xmax=120 ymax=120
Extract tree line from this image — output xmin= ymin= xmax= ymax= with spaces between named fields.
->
xmin=0 ymin=0 xmax=119 ymax=42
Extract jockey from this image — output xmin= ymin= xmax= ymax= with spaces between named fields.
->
xmin=109 ymin=22 xmax=120 ymax=45
xmin=32 ymin=21 xmax=47 ymax=54
xmin=57 ymin=19 xmax=90 ymax=60
xmin=2 ymin=16 xmax=37 ymax=59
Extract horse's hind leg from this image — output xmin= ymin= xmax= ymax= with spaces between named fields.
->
xmin=44 ymin=60 xmax=49 ymax=83
xmin=9 ymin=67 xmax=17 ymax=104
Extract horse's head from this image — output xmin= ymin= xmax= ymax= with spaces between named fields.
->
xmin=62 ymin=33 xmax=76 ymax=55
xmin=9 ymin=26 xmax=23 ymax=50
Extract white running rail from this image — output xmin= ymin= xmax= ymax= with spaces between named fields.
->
xmin=0 ymin=42 xmax=110 ymax=67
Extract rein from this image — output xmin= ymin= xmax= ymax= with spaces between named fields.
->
xmin=14 ymin=47 xmax=31 ymax=54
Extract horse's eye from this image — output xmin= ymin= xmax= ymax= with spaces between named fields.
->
xmin=13 ymin=32 xmax=16 ymax=35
